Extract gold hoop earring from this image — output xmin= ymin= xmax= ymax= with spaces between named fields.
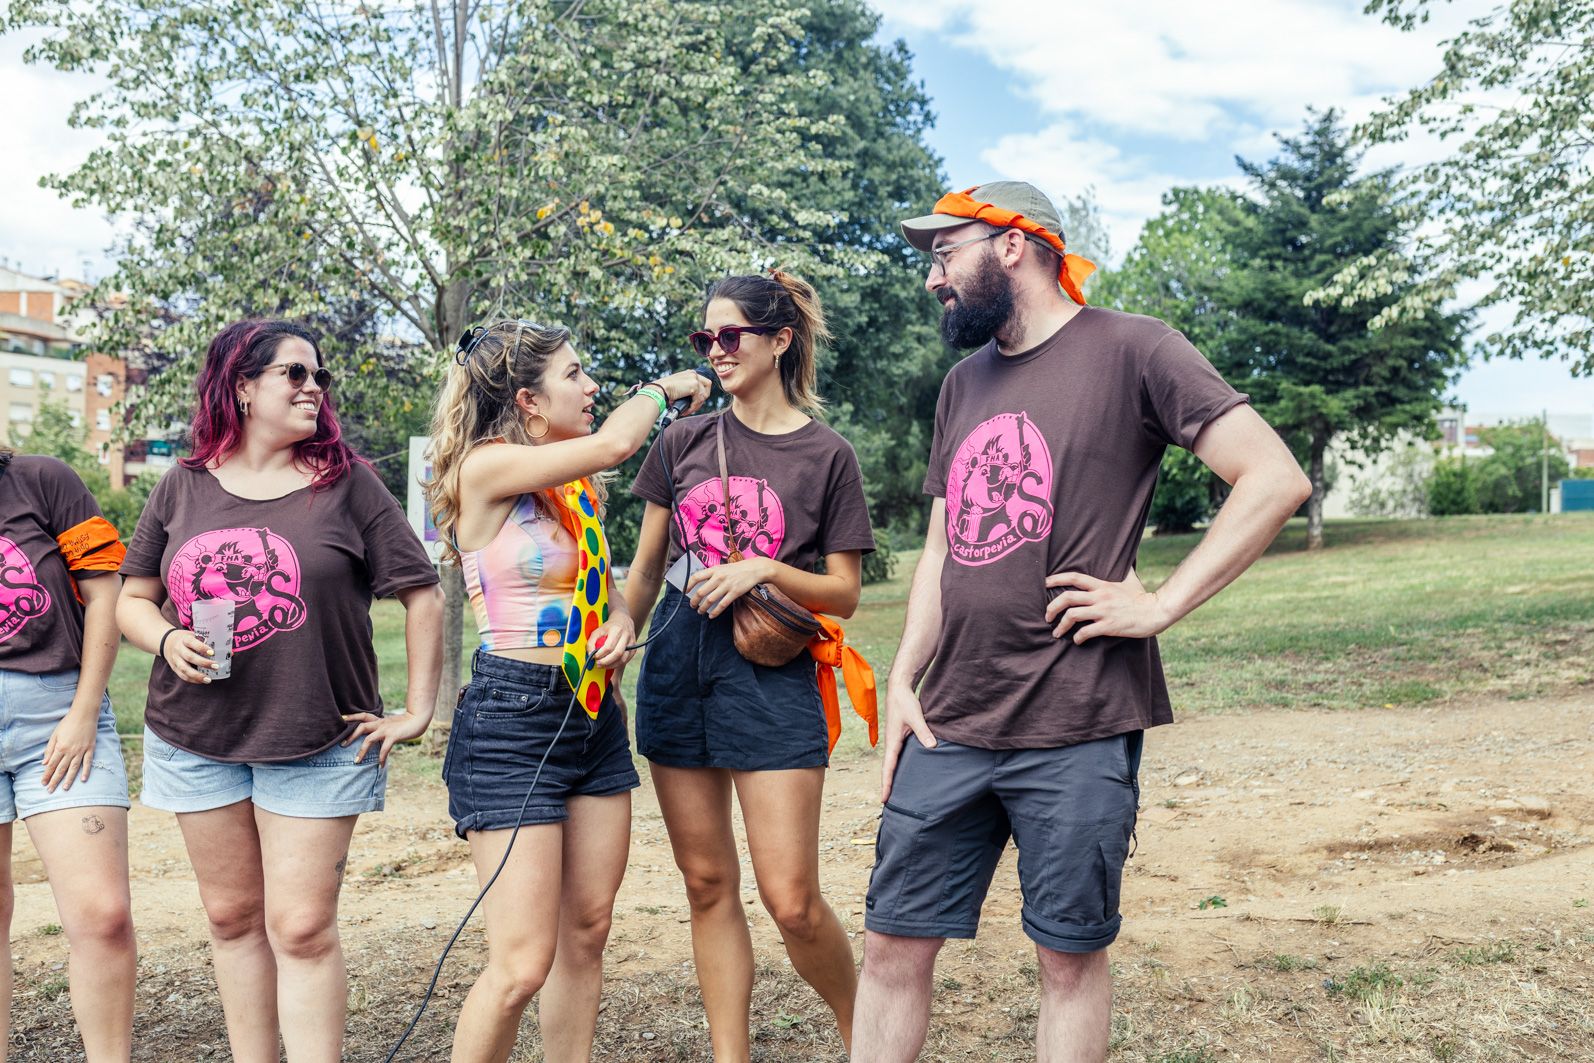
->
xmin=525 ymin=413 xmax=550 ymax=440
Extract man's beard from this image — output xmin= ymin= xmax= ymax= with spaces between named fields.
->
xmin=938 ymin=251 xmax=1015 ymax=350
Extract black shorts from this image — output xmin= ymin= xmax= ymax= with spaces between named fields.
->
xmin=442 ymin=650 xmax=640 ymax=838
xmin=866 ymin=731 xmax=1142 ymax=954
xmin=635 ymin=588 xmax=828 ymax=771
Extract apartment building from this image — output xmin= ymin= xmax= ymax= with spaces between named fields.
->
xmin=0 ymin=265 xmax=171 ymax=486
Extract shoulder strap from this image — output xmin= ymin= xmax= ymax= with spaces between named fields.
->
xmin=715 ymin=414 xmax=740 ymax=560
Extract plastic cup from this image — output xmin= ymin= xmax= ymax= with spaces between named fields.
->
xmin=189 ymin=599 xmax=236 ymax=680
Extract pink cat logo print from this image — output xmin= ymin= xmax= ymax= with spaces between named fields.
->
xmin=945 ymin=412 xmax=1054 ymax=566
xmin=677 ymin=476 xmax=787 ymax=565
xmin=167 ymin=527 xmax=307 ymax=652
xmin=0 ymin=536 xmax=51 ymax=644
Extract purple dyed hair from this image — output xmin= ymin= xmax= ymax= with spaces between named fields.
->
xmin=181 ymin=320 xmax=360 ymax=490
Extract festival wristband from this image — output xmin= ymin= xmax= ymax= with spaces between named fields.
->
xmin=637 ymin=384 xmax=668 ymax=416
xmin=157 ymin=626 xmax=182 ymax=662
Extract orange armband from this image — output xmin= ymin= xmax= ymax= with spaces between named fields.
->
xmin=56 ymin=516 xmax=126 ymax=602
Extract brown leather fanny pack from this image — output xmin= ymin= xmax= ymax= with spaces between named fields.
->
xmin=715 ymin=414 xmax=821 ymax=666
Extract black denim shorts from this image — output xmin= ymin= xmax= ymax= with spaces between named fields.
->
xmin=442 ymin=650 xmax=640 ymax=838
xmin=866 ymin=731 xmax=1142 ymax=954
xmin=634 ymin=588 xmax=828 ymax=772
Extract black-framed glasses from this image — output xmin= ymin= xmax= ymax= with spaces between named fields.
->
xmin=260 ymin=362 xmax=333 ymax=391
xmin=928 ymin=230 xmax=1005 ymax=273
xmin=687 ymin=325 xmax=775 ymax=359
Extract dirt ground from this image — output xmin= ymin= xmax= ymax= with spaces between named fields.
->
xmin=7 ymin=693 xmax=1592 ymax=1061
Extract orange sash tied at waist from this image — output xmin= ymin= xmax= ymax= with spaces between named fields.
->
xmin=932 ymin=187 xmax=1098 ymax=306
xmin=808 ymin=615 xmax=877 ymax=755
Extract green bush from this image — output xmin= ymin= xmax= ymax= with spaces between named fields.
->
xmin=1150 ymin=448 xmax=1218 ymax=535
xmin=1427 ymin=457 xmax=1478 ymax=516
xmin=861 ymin=540 xmax=896 ymax=585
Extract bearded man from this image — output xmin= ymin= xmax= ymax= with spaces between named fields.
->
xmin=851 ymin=182 xmax=1312 ymax=1063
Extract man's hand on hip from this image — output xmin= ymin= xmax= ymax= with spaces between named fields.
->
xmin=881 ymin=680 xmax=937 ymax=803
xmin=1045 ymin=568 xmax=1172 ymax=644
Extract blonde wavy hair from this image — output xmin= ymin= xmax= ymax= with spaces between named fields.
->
xmin=424 ymin=320 xmax=607 ymax=564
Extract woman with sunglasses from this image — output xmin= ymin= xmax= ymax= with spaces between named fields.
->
xmin=117 ymin=320 xmax=444 ymax=1063
xmin=424 ymin=321 xmax=709 ymax=1062
xmin=624 ymin=271 xmax=875 ymax=1058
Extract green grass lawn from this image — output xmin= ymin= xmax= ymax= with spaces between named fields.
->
xmin=108 ymin=513 xmax=1594 ymax=764
xmin=831 ymin=513 xmax=1594 ymax=755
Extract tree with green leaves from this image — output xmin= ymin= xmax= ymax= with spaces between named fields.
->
xmin=1218 ymin=110 xmax=1468 ymax=549
xmin=1097 ymin=187 xmax=1244 ymax=533
xmin=1323 ymin=0 xmax=1594 ymax=374
xmin=1472 ymin=421 xmax=1569 ymax=512
xmin=10 ymin=397 xmax=158 ymax=536
xmin=8 ymin=0 xmax=921 ymax=705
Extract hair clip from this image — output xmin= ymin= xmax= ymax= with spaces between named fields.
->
xmin=454 ymin=326 xmax=488 ymax=366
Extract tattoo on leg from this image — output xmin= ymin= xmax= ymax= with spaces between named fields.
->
xmin=80 ymin=815 xmax=105 ymax=836
xmin=334 ymin=856 xmax=347 ymax=884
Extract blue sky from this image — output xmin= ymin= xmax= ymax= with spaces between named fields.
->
xmin=4 ymin=6 xmax=1591 ymax=429
xmin=869 ymin=0 xmax=1594 ymax=429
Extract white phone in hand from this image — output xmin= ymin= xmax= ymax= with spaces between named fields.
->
xmin=663 ymin=551 xmax=705 ymax=593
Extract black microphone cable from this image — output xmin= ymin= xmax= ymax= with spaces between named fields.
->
xmin=383 ymin=377 xmax=709 ymax=1061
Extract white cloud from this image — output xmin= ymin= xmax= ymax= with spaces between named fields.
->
xmin=872 ymin=0 xmax=1497 ymax=254
xmin=978 ymin=122 xmax=1241 ymax=258
xmin=0 ymin=35 xmax=123 ymax=282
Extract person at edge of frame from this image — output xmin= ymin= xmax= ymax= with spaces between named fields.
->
xmin=0 ymin=446 xmax=135 ymax=1061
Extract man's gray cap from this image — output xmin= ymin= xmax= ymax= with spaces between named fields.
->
xmin=899 ymin=181 xmax=1067 ymax=252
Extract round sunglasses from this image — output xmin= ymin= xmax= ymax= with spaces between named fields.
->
xmin=259 ymin=362 xmax=334 ymax=391
xmin=687 ymin=325 xmax=775 ymax=359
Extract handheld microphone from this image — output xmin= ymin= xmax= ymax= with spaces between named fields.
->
xmin=657 ymin=365 xmax=716 ymax=429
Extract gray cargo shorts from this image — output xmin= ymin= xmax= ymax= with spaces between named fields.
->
xmin=865 ymin=731 xmax=1141 ymax=953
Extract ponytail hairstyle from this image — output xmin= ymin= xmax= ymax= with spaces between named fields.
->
xmin=181 ymin=320 xmax=356 ymax=491
xmin=424 ymin=319 xmax=606 ymax=564
xmin=703 ymin=269 xmax=831 ymax=415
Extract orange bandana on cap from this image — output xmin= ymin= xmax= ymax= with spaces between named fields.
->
xmin=932 ymin=187 xmax=1097 ymax=306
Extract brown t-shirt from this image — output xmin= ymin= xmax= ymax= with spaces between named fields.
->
xmin=631 ymin=410 xmax=876 ymax=571
xmin=921 ymin=307 xmax=1248 ymax=750
xmin=121 ymin=462 xmax=439 ymax=762
xmin=0 ymin=456 xmax=117 ymax=675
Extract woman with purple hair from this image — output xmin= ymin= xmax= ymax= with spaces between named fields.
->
xmin=117 ymin=320 xmax=444 ymax=1062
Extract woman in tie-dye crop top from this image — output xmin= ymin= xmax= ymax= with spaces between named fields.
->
xmin=423 ymin=319 xmax=710 ymax=1061
xmin=460 ymin=492 xmax=581 ymax=653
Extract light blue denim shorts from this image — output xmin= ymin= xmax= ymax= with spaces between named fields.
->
xmin=141 ymin=726 xmax=387 ymax=819
xmin=0 ymin=668 xmax=131 ymax=824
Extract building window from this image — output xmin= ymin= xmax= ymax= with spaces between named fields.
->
xmin=8 ymin=403 xmax=34 ymax=426
xmin=8 ymin=368 xmax=34 ymax=388
xmin=96 ymin=374 xmax=116 ymax=397
xmin=95 ymin=410 xmax=111 ymax=431
xmin=70 ymin=412 xmax=83 ymax=428
xmin=38 ymin=371 xmax=56 ymax=390
xmin=66 ymin=375 xmax=84 ymax=392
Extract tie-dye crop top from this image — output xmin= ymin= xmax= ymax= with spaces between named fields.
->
xmin=461 ymin=493 xmax=578 ymax=651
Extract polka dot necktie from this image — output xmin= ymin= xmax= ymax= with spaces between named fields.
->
xmin=561 ymin=479 xmax=612 ymax=718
